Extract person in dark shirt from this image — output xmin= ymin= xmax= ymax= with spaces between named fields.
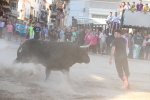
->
xmin=64 ymin=27 xmax=72 ymax=42
xmin=133 ymin=32 xmax=143 ymax=59
xmin=49 ymin=30 xmax=60 ymax=42
xmin=33 ymin=23 xmax=41 ymax=39
xmin=109 ymin=29 xmax=130 ymax=89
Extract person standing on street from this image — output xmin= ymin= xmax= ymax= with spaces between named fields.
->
xmin=6 ymin=21 xmax=13 ymax=41
xmin=19 ymin=21 xmax=26 ymax=44
xmin=0 ymin=19 xmax=5 ymax=39
xmin=99 ymin=30 xmax=107 ymax=55
xmin=133 ymin=32 xmax=143 ymax=59
xmin=28 ymin=24 xmax=34 ymax=39
xmin=109 ymin=29 xmax=130 ymax=89
xmin=33 ymin=23 xmax=41 ymax=40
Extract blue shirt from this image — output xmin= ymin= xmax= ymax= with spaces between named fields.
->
xmin=19 ymin=24 xmax=26 ymax=34
xmin=33 ymin=27 xmax=40 ymax=33
xmin=15 ymin=23 xmax=20 ymax=32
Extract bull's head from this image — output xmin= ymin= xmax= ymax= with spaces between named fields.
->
xmin=14 ymin=44 xmax=32 ymax=63
xmin=77 ymin=45 xmax=90 ymax=63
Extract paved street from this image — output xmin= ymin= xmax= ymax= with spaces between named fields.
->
xmin=0 ymin=40 xmax=150 ymax=100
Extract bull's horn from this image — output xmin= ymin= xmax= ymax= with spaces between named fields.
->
xmin=80 ymin=44 xmax=90 ymax=48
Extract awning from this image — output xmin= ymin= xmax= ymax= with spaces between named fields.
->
xmin=2 ymin=5 xmax=11 ymax=12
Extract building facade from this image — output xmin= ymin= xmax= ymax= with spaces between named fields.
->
xmin=6 ymin=0 xmax=19 ymax=20
xmin=0 ymin=0 xmax=11 ymax=18
xmin=63 ymin=0 xmax=121 ymax=26
xmin=17 ymin=0 xmax=50 ymax=25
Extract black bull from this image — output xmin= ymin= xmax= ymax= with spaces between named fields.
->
xmin=15 ymin=39 xmax=90 ymax=80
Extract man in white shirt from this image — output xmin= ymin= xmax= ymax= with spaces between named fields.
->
xmin=112 ymin=12 xmax=120 ymax=31
xmin=124 ymin=2 xmax=130 ymax=10
xmin=106 ymin=12 xmax=113 ymax=35
xmin=99 ymin=30 xmax=107 ymax=54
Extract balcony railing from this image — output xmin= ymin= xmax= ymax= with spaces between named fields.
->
xmin=5 ymin=7 xmax=19 ymax=17
xmin=50 ymin=10 xmax=57 ymax=18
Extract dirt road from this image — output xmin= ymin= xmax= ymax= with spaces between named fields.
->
xmin=0 ymin=40 xmax=150 ymax=100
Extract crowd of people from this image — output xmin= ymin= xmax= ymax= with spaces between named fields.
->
xmin=0 ymin=16 xmax=150 ymax=61
xmin=0 ymin=0 xmax=150 ymax=61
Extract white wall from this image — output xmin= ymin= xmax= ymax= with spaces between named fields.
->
xmin=34 ymin=0 xmax=40 ymax=17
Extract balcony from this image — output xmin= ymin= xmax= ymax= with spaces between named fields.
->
xmin=5 ymin=7 xmax=19 ymax=17
xmin=51 ymin=18 xmax=56 ymax=23
xmin=50 ymin=11 xmax=57 ymax=18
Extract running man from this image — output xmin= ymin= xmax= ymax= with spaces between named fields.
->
xmin=109 ymin=29 xmax=130 ymax=89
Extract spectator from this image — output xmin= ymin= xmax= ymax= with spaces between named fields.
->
xmin=143 ymin=35 xmax=147 ymax=60
xmin=136 ymin=0 xmax=143 ymax=11
xmin=41 ymin=25 xmax=47 ymax=40
xmin=79 ymin=28 xmax=85 ymax=46
xmin=128 ymin=33 xmax=133 ymax=58
xmin=49 ymin=30 xmax=59 ymax=42
xmin=84 ymin=29 xmax=92 ymax=45
xmin=133 ymin=32 xmax=143 ymax=59
xmin=71 ymin=28 xmax=77 ymax=42
xmin=130 ymin=2 xmax=137 ymax=12
xmin=0 ymin=18 xmax=5 ymax=38
xmin=6 ymin=21 xmax=13 ymax=41
xmin=59 ymin=27 xmax=65 ymax=42
xmin=99 ymin=30 xmax=107 ymax=55
xmin=64 ymin=27 xmax=72 ymax=42
xmin=143 ymin=3 xmax=149 ymax=12
xmin=145 ymin=34 xmax=150 ymax=60
xmin=28 ymin=24 xmax=34 ymax=39
xmin=15 ymin=20 xmax=20 ymax=42
xmin=90 ymin=31 xmax=99 ymax=54
xmin=45 ymin=25 xmax=49 ymax=40
xmin=2 ymin=17 xmax=7 ymax=39
xmin=119 ymin=2 xmax=125 ymax=18
xmin=124 ymin=2 xmax=130 ymax=10
xmin=19 ymin=21 xmax=26 ymax=44
xmin=72 ymin=16 xmax=77 ymax=27
xmin=33 ymin=23 xmax=41 ymax=40
xmin=0 ymin=7 xmax=4 ymax=19
xmin=106 ymin=12 xmax=113 ymax=35
xmin=112 ymin=12 xmax=120 ymax=31
xmin=122 ymin=30 xmax=129 ymax=55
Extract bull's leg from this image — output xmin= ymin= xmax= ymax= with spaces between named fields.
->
xmin=61 ymin=68 xmax=70 ymax=79
xmin=45 ymin=67 xmax=51 ymax=81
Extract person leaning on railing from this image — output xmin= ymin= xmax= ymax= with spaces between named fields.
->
xmin=130 ymin=2 xmax=137 ymax=12
xmin=143 ymin=3 xmax=149 ymax=13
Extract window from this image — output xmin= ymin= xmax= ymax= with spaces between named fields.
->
xmin=92 ymin=14 xmax=107 ymax=19
xmin=11 ymin=3 xmax=17 ymax=10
